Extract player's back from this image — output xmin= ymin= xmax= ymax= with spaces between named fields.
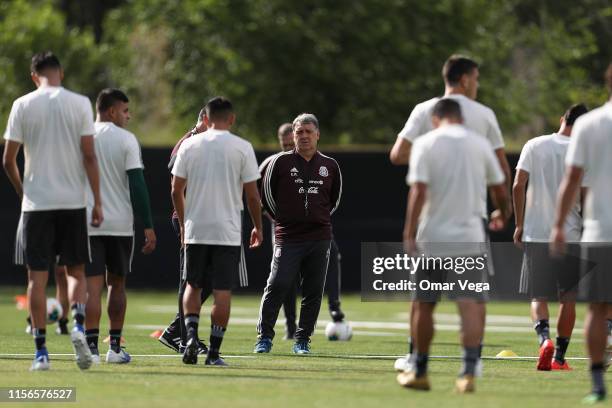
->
xmin=10 ymin=86 xmax=94 ymax=211
xmin=177 ymin=129 xmax=256 ymax=244
xmin=411 ymin=125 xmax=502 ymax=243
xmin=519 ymin=134 xmax=581 ymax=241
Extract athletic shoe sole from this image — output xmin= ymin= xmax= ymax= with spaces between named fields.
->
xmin=71 ymin=331 xmax=93 ymax=370
xmin=537 ymin=339 xmax=554 ymax=371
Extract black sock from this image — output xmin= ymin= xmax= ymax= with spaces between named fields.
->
xmin=534 ymin=319 xmax=550 ymax=346
xmin=408 ymin=337 xmax=414 ymax=354
xmin=85 ymin=329 xmax=100 ymax=353
xmin=591 ymin=363 xmax=606 ymax=396
xmin=607 ymin=319 xmax=612 ymax=336
xmin=184 ymin=314 xmax=199 ymax=342
xmin=554 ymin=337 xmax=570 ymax=364
xmin=415 ymin=352 xmax=429 ymax=378
xmin=461 ymin=346 xmax=480 ymax=376
xmin=33 ymin=328 xmax=46 ymax=351
xmin=71 ymin=303 xmax=85 ymax=327
xmin=109 ymin=329 xmax=122 ymax=353
xmin=208 ymin=325 xmax=226 ymax=360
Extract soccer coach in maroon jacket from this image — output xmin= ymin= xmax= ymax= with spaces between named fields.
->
xmin=254 ymin=113 xmax=342 ymax=355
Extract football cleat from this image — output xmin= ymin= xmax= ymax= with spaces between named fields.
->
xmin=106 ymin=348 xmax=131 ymax=364
xmin=394 ymin=354 xmax=414 ymax=372
xmin=397 ymin=371 xmax=431 ymax=391
xmin=551 ymin=359 xmax=572 ymax=370
xmin=253 ymin=337 xmax=273 ymax=353
xmin=91 ymin=353 xmax=101 ymax=365
xmin=71 ymin=327 xmax=93 ymax=370
xmin=205 ymin=356 xmax=228 ymax=366
xmin=330 ymin=308 xmax=346 ymax=323
xmin=30 ymin=349 xmax=50 ymax=371
xmin=537 ymin=339 xmax=554 ymax=371
xmin=182 ymin=337 xmax=199 ymax=365
xmin=293 ymin=340 xmax=311 ymax=355
xmin=582 ymin=392 xmax=606 ymax=404
xmin=455 ymin=375 xmax=476 ymax=393
xmin=158 ymin=329 xmax=181 ymax=353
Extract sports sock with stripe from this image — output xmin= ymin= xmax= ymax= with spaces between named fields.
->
xmin=33 ymin=328 xmax=46 ymax=351
xmin=71 ymin=303 xmax=86 ymax=327
xmin=534 ymin=319 xmax=550 ymax=346
xmin=591 ymin=363 xmax=606 ymax=397
xmin=184 ymin=314 xmax=199 ymax=341
xmin=85 ymin=329 xmax=99 ymax=353
xmin=415 ymin=352 xmax=429 ymax=378
xmin=208 ymin=325 xmax=226 ymax=360
xmin=460 ymin=346 xmax=480 ymax=376
xmin=109 ymin=329 xmax=122 ymax=353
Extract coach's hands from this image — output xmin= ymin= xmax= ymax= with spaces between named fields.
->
xmin=142 ymin=228 xmax=157 ymax=254
xmin=250 ymin=227 xmax=263 ymax=249
xmin=91 ymin=202 xmax=104 ymax=227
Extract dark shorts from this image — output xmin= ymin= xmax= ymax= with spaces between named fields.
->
xmin=184 ymin=244 xmax=240 ymax=290
xmin=412 ymin=254 xmax=490 ymax=303
xmin=580 ymin=244 xmax=612 ymax=303
xmin=21 ymin=209 xmax=89 ymax=271
xmin=519 ymin=242 xmax=581 ymax=299
xmin=86 ymin=236 xmax=134 ymax=277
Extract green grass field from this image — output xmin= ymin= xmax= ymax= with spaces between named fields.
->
xmin=0 ymin=287 xmax=608 ymax=407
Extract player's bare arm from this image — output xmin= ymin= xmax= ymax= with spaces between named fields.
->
xmin=81 ymin=135 xmax=103 ymax=227
xmin=244 ymin=180 xmax=263 ymax=248
xmin=389 ymin=136 xmax=411 ymax=166
xmin=489 ymin=183 xmax=511 ymax=231
xmin=403 ymin=182 xmax=426 ymax=254
xmin=2 ymin=140 xmax=23 ymax=200
xmin=171 ymin=175 xmax=187 ymax=246
xmin=512 ymin=169 xmax=529 ymax=246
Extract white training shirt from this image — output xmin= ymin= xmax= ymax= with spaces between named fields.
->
xmin=565 ymin=102 xmax=612 ymax=242
xmin=171 ymin=129 xmax=260 ymax=246
xmin=87 ymin=122 xmax=144 ymax=236
xmin=399 ymin=94 xmax=504 ymax=218
xmin=516 ymin=133 xmax=582 ymax=242
xmin=3 ymin=86 xmax=95 ymax=211
xmin=408 ymin=124 xmax=505 ymax=243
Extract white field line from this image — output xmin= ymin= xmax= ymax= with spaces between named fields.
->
xmin=130 ymin=317 xmax=584 ymax=335
xmin=0 ymin=353 xmax=589 ymax=361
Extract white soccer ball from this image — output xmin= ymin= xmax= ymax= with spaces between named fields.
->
xmin=46 ymin=298 xmax=63 ymax=324
xmin=325 ymin=321 xmax=353 ymax=341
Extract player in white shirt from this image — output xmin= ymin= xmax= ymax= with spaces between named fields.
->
xmin=171 ymin=97 xmax=263 ymax=366
xmin=397 ymin=99 xmax=510 ymax=393
xmin=513 ymin=104 xmax=587 ymax=371
xmin=391 ymin=55 xmax=511 ymax=373
xmin=551 ymin=64 xmax=612 ymax=404
xmin=2 ymin=52 xmax=103 ymax=371
xmin=84 ymin=89 xmax=157 ymax=365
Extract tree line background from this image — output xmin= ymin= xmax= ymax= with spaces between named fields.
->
xmin=1 ymin=0 xmax=611 ymax=150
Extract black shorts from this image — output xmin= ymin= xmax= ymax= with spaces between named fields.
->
xmin=86 ymin=236 xmax=134 ymax=277
xmin=184 ymin=244 xmax=240 ymax=290
xmin=519 ymin=242 xmax=581 ymax=299
xmin=21 ymin=209 xmax=89 ymax=271
xmin=580 ymin=244 xmax=612 ymax=303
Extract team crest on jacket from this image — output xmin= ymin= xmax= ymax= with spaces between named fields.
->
xmin=319 ymin=166 xmax=329 ymax=177
xmin=290 ymin=167 xmax=299 ymax=177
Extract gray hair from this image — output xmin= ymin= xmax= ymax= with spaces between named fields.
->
xmin=292 ymin=113 xmax=319 ymax=130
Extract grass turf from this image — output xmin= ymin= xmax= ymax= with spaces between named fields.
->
xmin=0 ymin=287 xmax=608 ymax=407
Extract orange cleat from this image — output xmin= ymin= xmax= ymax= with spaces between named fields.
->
xmin=537 ymin=339 xmax=554 ymax=371
xmin=551 ymin=359 xmax=572 ymax=370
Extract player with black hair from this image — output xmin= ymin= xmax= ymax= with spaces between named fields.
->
xmin=84 ymin=88 xmax=157 ymax=364
xmin=3 ymin=51 xmax=102 ymax=371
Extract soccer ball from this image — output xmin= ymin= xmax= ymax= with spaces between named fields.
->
xmin=46 ymin=298 xmax=63 ymax=324
xmin=325 ymin=321 xmax=353 ymax=341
